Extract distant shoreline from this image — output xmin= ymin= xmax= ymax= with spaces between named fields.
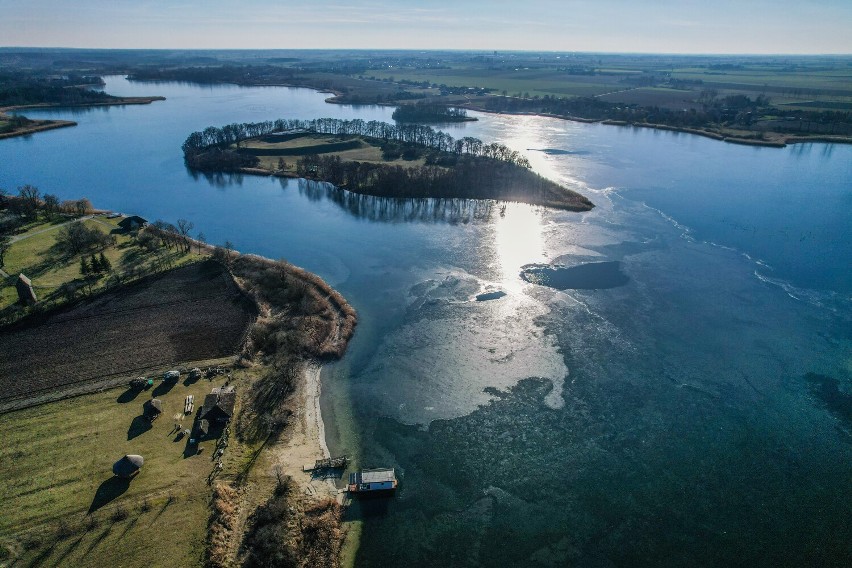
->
xmin=457 ymin=104 xmax=852 ymax=149
xmin=0 ymin=96 xmax=166 ymax=140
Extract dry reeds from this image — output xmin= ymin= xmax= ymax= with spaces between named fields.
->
xmin=207 ymin=482 xmax=239 ymax=568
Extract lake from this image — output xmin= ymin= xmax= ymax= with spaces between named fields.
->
xmin=2 ymin=76 xmax=850 ymax=566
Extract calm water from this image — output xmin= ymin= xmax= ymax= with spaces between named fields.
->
xmin=2 ymin=77 xmax=850 ymax=567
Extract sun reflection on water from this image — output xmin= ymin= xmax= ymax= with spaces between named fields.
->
xmin=492 ymin=203 xmax=547 ymax=293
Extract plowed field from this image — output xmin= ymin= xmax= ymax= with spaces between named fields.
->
xmin=0 ymin=260 xmax=256 ymax=405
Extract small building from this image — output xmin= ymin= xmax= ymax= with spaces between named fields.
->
xmin=347 ymin=468 xmax=398 ymax=493
xmin=143 ymin=398 xmax=163 ymax=420
xmin=112 ymin=454 xmax=144 ymax=478
xmin=16 ymin=273 xmax=37 ymax=305
xmin=117 ymin=215 xmax=148 ymax=231
xmin=199 ymin=391 xmax=236 ymax=423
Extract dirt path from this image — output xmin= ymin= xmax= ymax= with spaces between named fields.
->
xmin=8 ymin=215 xmax=93 ymax=244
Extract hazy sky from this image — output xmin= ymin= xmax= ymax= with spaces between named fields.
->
xmin=1 ymin=0 xmax=850 ymax=54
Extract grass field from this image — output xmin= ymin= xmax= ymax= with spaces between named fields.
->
xmin=240 ymin=133 xmax=427 ymax=172
xmin=368 ymin=67 xmax=617 ymax=98
xmin=0 ymin=371 xmax=242 ymax=567
xmin=1 ymin=215 xmax=202 ymax=314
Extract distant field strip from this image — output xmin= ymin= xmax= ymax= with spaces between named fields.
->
xmin=0 ymin=260 xmax=256 ymax=404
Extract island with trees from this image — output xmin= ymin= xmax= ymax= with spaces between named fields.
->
xmin=392 ymin=102 xmax=476 ymax=123
xmin=181 ymin=118 xmax=594 ymax=212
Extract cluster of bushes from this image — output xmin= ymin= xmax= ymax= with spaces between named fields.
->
xmin=242 ymin=476 xmax=343 ymax=568
xmin=183 ymin=147 xmax=259 ymax=172
xmin=55 ymin=222 xmax=115 ymax=256
xmin=0 ymin=184 xmax=92 ymax=225
xmin=229 ymin=254 xmax=356 ymax=442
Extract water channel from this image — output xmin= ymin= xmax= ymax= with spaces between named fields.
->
xmin=2 ymin=76 xmax=850 ymax=566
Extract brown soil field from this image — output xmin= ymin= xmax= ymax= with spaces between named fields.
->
xmin=0 ymin=259 xmax=256 ymax=407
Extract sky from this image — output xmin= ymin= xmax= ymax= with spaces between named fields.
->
xmin=1 ymin=0 xmax=850 ymax=54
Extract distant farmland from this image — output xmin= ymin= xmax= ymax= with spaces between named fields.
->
xmin=0 ymin=260 xmax=256 ymax=407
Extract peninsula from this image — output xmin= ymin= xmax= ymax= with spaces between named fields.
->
xmin=182 ymin=118 xmax=594 ymax=212
xmin=0 ymin=72 xmax=164 ymax=139
xmin=0 ymin=192 xmax=354 ymax=566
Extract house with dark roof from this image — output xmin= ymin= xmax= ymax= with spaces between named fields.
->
xmin=199 ymin=391 xmax=236 ymax=423
xmin=117 ymin=215 xmax=148 ymax=231
xmin=16 ymin=273 xmax=37 ymax=305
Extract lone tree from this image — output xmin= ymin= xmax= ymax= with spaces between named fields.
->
xmin=74 ymin=198 xmax=92 ymax=217
xmin=43 ymin=194 xmax=60 ymax=219
xmin=18 ymin=185 xmax=40 ymax=219
xmin=176 ymin=219 xmax=194 ymax=252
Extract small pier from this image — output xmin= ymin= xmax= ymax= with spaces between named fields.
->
xmin=303 ymin=455 xmax=348 ymax=472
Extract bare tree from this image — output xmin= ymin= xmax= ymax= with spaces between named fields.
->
xmin=196 ymin=231 xmax=206 ymax=253
xmin=176 ymin=219 xmax=194 ymax=252
xmin=18 ymin=184 xmax=40 ymax=219
xmin=43 ymin=194 xmax=60 ymax=218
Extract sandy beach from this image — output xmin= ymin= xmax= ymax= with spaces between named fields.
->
xmin=272 ymin=363 xmax=338 ymax=500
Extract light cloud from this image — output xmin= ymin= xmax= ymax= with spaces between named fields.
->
xmin=0 ymin=0 xmax=850 ymax=53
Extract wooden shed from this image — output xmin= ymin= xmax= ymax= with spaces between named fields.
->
xmin=16 ymin=273 xmax=37 ymax=305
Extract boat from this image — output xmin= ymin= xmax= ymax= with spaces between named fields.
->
xmin=347 ymin=467 xmax=398 ymax=494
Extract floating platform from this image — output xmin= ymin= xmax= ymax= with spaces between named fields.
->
xmin=347 ymin=467 xmax=398 ymax=494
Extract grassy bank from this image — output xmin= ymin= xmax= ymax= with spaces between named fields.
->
xmin=0 ymin=214 xmax=202 ymax=324
xmin=0 ymin=192 xmax=356 ymax=566
xmin=0 ymin=371 xmax=237 ymax=567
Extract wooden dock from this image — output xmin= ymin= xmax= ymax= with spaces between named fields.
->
xmin=303 ymin=455 xmax=348 ymax=472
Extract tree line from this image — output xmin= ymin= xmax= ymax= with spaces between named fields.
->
xmin=182 ymin=118 xmax=531 ymax=169
xmin=391 ymin=103 xmax=471 ymax=123
xmin=293 ymin=153 xmax=593 ymax=211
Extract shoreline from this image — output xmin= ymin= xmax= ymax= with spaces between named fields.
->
xmin=0 ymin=96 xmax=166 ymax=140
xmin=123 ymin=75 xmax=850 ymax=149
xmin=458 ymin=103 xmax=852 ymax=148
xmin=270 ymin=363 xmax=337 ymax=501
